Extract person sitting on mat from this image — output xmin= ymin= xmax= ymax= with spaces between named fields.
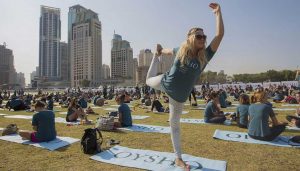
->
xmin=46 ymin=95 xmax=54 ymax=111
xmin=236 ymin=94 xmax=250 ymax=128
xmin=204 ymin=91 xmax=226 ymax=124
xmin=115 ymin=94 xmax=132 ymax=127
xmin=189 ymin=87 xmax=198 ymax=106
xmin=78 ymin=96 xmax=88 ymax=108
xmin=66 ymin=98 xmax=90 ymax=123
xmin=19 ymin=101 xmax=56 ymax=142
xmin=248 ymin=90 xmax=287 ymax=141
xmin=151 ymin=97 xmax=165 ymax=112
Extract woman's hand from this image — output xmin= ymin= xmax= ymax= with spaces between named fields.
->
xmin=209 ymin=3 xmax=221 ymax=14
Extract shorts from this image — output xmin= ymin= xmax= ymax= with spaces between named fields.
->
xmin=30 ymin=132 xmax=39 ymax=143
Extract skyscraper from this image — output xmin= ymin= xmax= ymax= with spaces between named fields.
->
xmin=158 ymin=54 xmax=175 ymax=74
xmin=0 ymin=43 xmax=16 ymax=86
xmin=59 ymin=42 xmax=69 ymax=81
xmin=132 ymin=58 xmax=138 ymax=84
xmin=138 ymin=49 xmax=153 ymax=67
xmin=69 ymin=5 xmax=102 ymax=87
xmin=39 ymin=6 xmax=61 ymax=80
xmin=111 ymin=34 xmax=133 ymax=79
xmin=102 ymin=64 xmax=110 ymax=79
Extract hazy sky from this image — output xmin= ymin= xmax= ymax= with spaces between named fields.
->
xmin=0 ymin=0 xmax=299 ymax=84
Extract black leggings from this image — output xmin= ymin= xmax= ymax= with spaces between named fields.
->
xmin=206 ymin=116 xmax=226 ymax=124
xmin=249 ymin=125 xmax=286 ymax=141
xmin=189 ymin=91 xmax=197 ymax=103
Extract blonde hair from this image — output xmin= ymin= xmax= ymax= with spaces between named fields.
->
xmin=177 ymin=27 xmax=207 ymax=69
xmin=251 ymin=90 xmax=268 ymax=103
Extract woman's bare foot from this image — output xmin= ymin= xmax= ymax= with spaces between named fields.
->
xmin=175 ymin=158 xmax=190 ymax=171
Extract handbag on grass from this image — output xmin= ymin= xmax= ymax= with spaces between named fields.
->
xmin=95 ymin=116 xmax=115 ymax=131
xmin=2 ymin=124 xmax=19 ymax=136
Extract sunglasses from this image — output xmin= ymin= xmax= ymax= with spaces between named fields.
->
xmin=195 ymin=34 xmax=207 ymax=40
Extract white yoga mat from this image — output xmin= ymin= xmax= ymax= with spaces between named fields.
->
xmin=4 ymin=115 xmax=33 ymax=120
xmin=92 ymin=106 xmax=103 ymax=109
xmin=118 ymin=124 xmax=171 ymax=134
xmin=0 ymin=128 xmax=4 ymax=131
xmin=180 ymin=118 xmax=231 ymax=126
xmin=213 ymin=129 xmax=300 ymax=148
xmin=55 ymin=117 xmax=81 ymax=125
xmin=286 ymin=126 xmax=300 ymax=131
xmin=90 ymin=145 xmax=227 ymax=171
xmin=281 ymin=104 xmax=299 ymax=107
xmin=0 ymin=113 xmax=7 ymax=116
xmin=103 ymin=108 xmax=118 ymax=111
xmin=153 ymin=111 xmax=189 ymax=115
xmin=0 ymin=108 xmax=4 ymax=110
xmin=59 ymin=112 xmax=68 ymax=115
xmin=0 ymin=134 xmax=79 ymax=151
xmin=131 ymin=115 xmax=150 ymax=120
xmin=273 ymin=108 xmax=296 ymax=111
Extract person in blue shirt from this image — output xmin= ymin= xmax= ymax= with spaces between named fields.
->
xmin=78 ymin=96 xmax=88 ymax=109
xmin=248 ymin=90 xmax=287 ymax=141
xmin=19 ymin=101 xmax=56 ymax=142
xmin=47 ymin=95 xmax=54 ymax=111
xmin=218 ymin=89 xmax=227 ymax=108
xmin=236 ymin=94 xmax=250 ymax=128
xmin=204 ymin=91 xmax=226 ymax=123
xmin=115 ymin=95 xmax=132 ymax=127
xmin=145 ymin=3 xmax=224 ymax=169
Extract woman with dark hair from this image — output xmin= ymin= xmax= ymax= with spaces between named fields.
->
xmin=236 ymin=94 xmax=250 ymax=128
xmin=204 ymin=91 xmax=226 ymax=123
xmin=19 ymin=101 xmax=56 ymax=142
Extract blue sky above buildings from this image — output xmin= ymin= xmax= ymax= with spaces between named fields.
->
xmin=0 ymin=0 xmax=299 ymax=84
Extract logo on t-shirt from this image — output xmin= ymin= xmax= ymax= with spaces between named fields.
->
xmin=189 ymin=61 xmax=199 ymax=70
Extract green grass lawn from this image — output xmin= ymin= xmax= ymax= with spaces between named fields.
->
xmin=0 ymin=99 xmax=299 ymax=171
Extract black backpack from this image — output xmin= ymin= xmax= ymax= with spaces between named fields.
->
xmin=81 ymin=128 xmax=103 ymax=154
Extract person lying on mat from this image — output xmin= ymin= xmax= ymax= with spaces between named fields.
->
xmin=286 ymin=114 xmax=300 ymax=128
xmin=115 ymin=95 xmax=132 ymax=128
xmin=151 ymin=97 xmax=165 ymax=112
xmin=286 ymin=105 xmax=300 ymax=128
xmin=236 ymin=94 xmax=250 ymax=128
xmin=66 ymin=98 xmax=90 ymax=124
xmin=19 ymin=101 xmax=56 ymax=142
xmin=204 ymin=91 xmax=226 ymax=124
xmin=248 ymin=90 xmax=288 ymax=141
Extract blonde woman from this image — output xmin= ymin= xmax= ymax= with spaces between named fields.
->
xmin=146 ymin=3 xmax=224 ymax=170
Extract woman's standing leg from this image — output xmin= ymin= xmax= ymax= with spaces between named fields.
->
xmin=169 ymin=97 xmax=184 ymax=159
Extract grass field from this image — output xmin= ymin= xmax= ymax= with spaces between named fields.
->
xmin=0 ymin=98 xmax=299 ymax=171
